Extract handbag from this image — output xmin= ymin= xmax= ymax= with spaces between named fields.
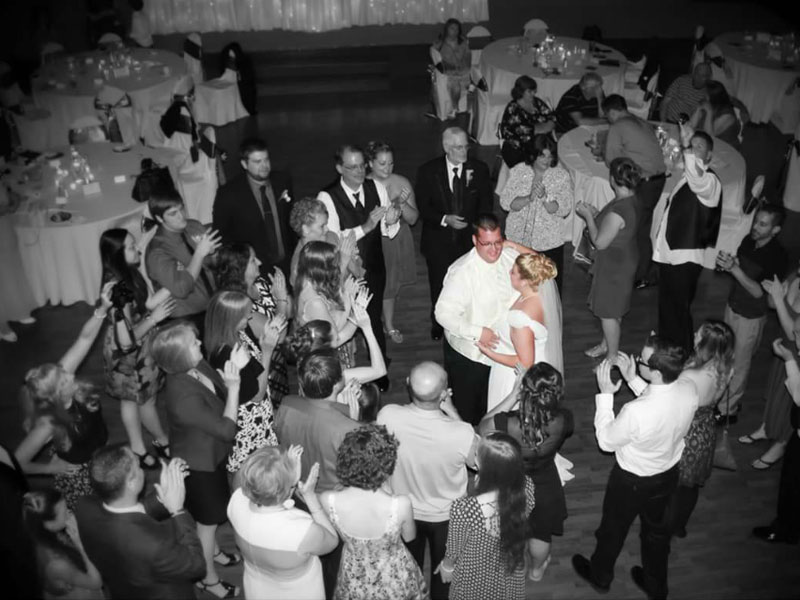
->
xmin=131 ymin=158 xmax=177 ymax=203
xmin=573 ymin=227 xmax=596 ymax=271
xmin=713 ymin=387 xmax=738 ymax=471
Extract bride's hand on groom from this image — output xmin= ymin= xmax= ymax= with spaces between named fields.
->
xmin=478 ymin=327 xmax=499 ymax=349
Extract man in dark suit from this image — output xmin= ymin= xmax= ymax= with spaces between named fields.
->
xmin=75 ymin=444 xmax=206 ymax=600
xmin=317 ymin=144 xmax=401 ymax=392
xmin=213 ymin=137 xmax=296 ymax=278
xmin=416 ymin=127 xmax=492 ymax=340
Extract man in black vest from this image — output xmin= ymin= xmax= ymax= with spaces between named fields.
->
xmin=317 ymin=144 xmax=401 ymax=392
xmin=652 ymin=129 xmax=722 ymax=352
xmin=415 ymin=127 xmax=492 ymax=341
xmin=213 ymin=137 xmax=296 ymax=278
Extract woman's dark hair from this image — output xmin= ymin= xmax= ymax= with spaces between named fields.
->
xmin=204 ymin=290 xmax=252 ymax=358
xmin=706 ymin=80 xmax=733 ymax=113
xmin=510 ymin=75 xmax=537 ymax=101
xmin=358 ymin=383 xmax=381 ymax=423
xmin=283 ymin=319 xmax=334 ymax=364
xmin=518 ymin=362 xmax=564 ymax=448
xmin=365 ymin=140 xmax=393 ymax=163
xmin=686 ymin=320 xmax=735 ymax=386
xmin=524 ymin=134 xmax=558 ymax=168
xmin=295 ymin=241 xmax=342 ymax=307
xmin=336 ymin=424 xmax=398 ymax=491
xmin=99 ymin=228 xmax=148 ymax=310
xmin=23 ymin=490 xmax=87 ymax=572
xmin=609 ymin=157 xmax=642 ymax=190
xmin=212 ymin=242 xmax=252 ymax=293
xmin=439 ymin=18 xmax=464 ymax=43
xmin=474 ymin=432 xmax=528 ymax=573
xmin=643 ymin=333 xmax=686 ymax=383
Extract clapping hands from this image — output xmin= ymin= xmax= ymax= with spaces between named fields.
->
xmin=155 ymin=458 xmax=189 ymax=515
xmin=337 ymin=379 xmax=362 ymax=420
xmin=260 ymin=314 xmax=288 ymax=352
xmin=595 ymin=359 xmax=622 ymax=394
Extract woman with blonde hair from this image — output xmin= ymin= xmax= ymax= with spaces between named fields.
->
xmin=479 ymin=252 xmax=562 ymax=411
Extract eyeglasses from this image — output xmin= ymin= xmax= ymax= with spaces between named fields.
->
xmin=636 ymin=356 xmax=650 ymax=369
xmin=476 ymin=240 xmax=504 ymax=249
xmin=342 ymin=163 xmax=366 ymax=171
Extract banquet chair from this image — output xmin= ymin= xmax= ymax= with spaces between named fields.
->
xmin=68 ymin=115 xmax=108 ymax=144
xmin=192 ymin=48 xmax=250 ymax=126
xmin=475 ymin=89 xmax=506 ymax=146
xmin=626 ymin=68 xmax=660 ymax=120
xmin=0 ymin=62 xmax=25 ymax=110
xmin=466 ymin=25 xmax=492 ymax=89
xmin=40 ymin=42 xmax=65 ymax=67
xmin=97 ymin=32 xmax=123 ymax=50
xmin=426 ymin=46 xmax=467 ymax=120
xmin=183 ymin=33 xmax=204 ymax=87
xmin=94 ymin=85 xmax=136 ymax=145
xmin=523 ymin=19 xmax=548 ymax=45
xmin=624 ymin=54 xmax=647 ymax=85
xmin=219 ymin=42 xmax=257 ymax=115
xmin=11 ymin=108 xmax=55 ymax=152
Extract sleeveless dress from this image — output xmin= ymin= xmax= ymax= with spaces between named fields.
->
xmin=327 ymin=495 xmax=428 ymax=600
xmin=487 ymin=309 xmax=548 ymax=412
xmin=251 ymin=276 xmax=289 ymax=407
xmin=227 ymin=488 xmax=325 ymax=600
xmin=295 ymin=287 xmax=354 ymax=368
xmin=678 ymin=368 xmax=725 ymax=487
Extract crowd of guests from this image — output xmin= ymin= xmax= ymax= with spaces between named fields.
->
xmin=3 ymin=17 xmax=800 ymax=600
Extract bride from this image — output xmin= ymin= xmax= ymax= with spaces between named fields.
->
xmin=478 ymin=252 xmax=562 ymax=412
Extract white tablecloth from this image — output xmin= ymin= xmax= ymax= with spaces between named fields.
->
xmin=31 ymin=49 xmax=186 ymax=147
xmin=479 ymin=37 xmax=626 ymax=109
xmin=558 ymin=124 xmax=749 ymax=269
xmin=716 ymin=32 xmax=800 ymax=133
xmin=5 ymin=143 xmax=181 ymax=307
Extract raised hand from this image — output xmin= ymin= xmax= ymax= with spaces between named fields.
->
xmin=595 ymin=359 xmax=622 ymax=394
xmin=366 ymin=205 xmax=388 ymax=231
xmin=268 ymin=268 xmax=288 ymax=302
xmin=154 ymin=458 xmax=187 ymax=515
xmin=221 ymin=359 xmax=242 ymax=389
xmin=229 ymin=342 xmax=250 ymax=370
xmin=296 ymin=462 xmax=320 ymax=503
xmin=761 ymin=275 xmax=786 ymax=300
xmin=338 ymin=380 xmax=362 ymax=420
xmin=99 ymin=280 xmax=116 ymax=309
xmin=352 ymin=286 xmax=373 ymax=313
xmin=194 ymin=229 xmax=222 ymax=257
xmin=339 ymin=231 xmax=357 ymax=262
xmin=616 ymin=352 xmax=637 ymax=382
xmin=352 ymin=301 xmax=371 ymax=329
xmin=261 ymin=314 xmax=288 ymax=351
xmin=150 ymin=297 xmax=176 ymax=323
xmin=773 ymin=338 xmax=794 ymax=362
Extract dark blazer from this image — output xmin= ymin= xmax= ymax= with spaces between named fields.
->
xmin=161 ymin=361 xmax=237 ymax=472
xmin=75 ymin=496 xmax=205 ymax=600
xmin=415 ymin=156 xmax=492 ymax=258
xmin=212 ymin=171 xmax=297 ymax=277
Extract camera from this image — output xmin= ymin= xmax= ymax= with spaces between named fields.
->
xmin=110 ymin=281 xmax=135 ymax=309
xmin=677 ymin=113 xmax=690 ymax=125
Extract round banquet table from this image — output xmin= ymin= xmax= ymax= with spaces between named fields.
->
xmin=31 ymin=48 xmax=186 ymax=148
xmin=479 ymin=37 xmax=626 ymax=109
xmin=5 ymin=143 xmax=181 ymax=307
xmin=715 ymin=32 xmax=800 ymax=132
xmin=558 ymin=124 xmax=749 ymax=270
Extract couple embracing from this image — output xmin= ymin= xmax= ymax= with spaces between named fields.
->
xmin=434 ymin=213 xmax=563 ymax=426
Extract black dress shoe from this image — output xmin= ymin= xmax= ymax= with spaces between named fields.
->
xmin=376 ymin=376 xmax=390 ymax=393
xmin=571 ymin=554 xmax=610 ymax=594
xmin=752 ymin=526 xmax=799 ymax=544
xmin=630 ymin=566 xmax=661 ymax=600
xmin=430 ymin=325 xmax=443 ymax=341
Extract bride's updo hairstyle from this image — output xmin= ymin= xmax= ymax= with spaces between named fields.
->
xmin=515 ymin=253 xmax=557 ymax=289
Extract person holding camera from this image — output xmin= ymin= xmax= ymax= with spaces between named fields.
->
xmin=100 ymin=229 xmax=176 ymax=470
xmin=376 ymin=361 xmax=478 ymax=600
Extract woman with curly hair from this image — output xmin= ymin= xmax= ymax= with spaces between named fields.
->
xmin=480 ymin=363 xmax=574 ymax=582
xmin=478 ymin=252 xmax=561 ymax=411
xmin=213 ymin=243 xmax=291 ymax=406
xmin=22 ymin=489 xmax=104 ymax=599
xmin=14 ymin=283 xmax=114 ymax=510
xmin=320 ymin=424 xmax=426 ymax=599
xmin=437 ymin=432 xmax=534 ymax=599
xmin=575 ymin=157 xmax=641 ymax=363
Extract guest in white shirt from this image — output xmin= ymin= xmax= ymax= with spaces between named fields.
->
xmin=572 ymin=336 xmax=697 ymax=600
xmin=435 ymin=213 xmax=519 ymax=425
xmin=128 ymin=0 xmax=153 ymax=48
xmin=377 ymin=361 xmax=477 ymax=599
xmin=317 ymin=145 xmax=400 ymax=392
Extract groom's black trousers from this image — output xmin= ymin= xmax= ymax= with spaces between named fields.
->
xmin=443 ymin=339 xmax=490 ymax=426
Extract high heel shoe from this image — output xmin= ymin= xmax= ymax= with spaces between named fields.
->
xmin=195 ymin=579 xmax=239 ymax=599
xmin=0 ymin=330 xmax=18 ymax=343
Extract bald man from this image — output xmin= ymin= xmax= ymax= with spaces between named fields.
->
xmin=377 ymin=361 xmax=478 ymax=600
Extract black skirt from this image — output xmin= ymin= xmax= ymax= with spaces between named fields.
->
xmin=184 ymin=463 xmax=230 ymax=525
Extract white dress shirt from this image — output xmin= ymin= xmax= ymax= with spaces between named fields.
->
xmin=102 ymin=502 xmax=147 ymax=514
xmin=317 ymin=179 xmax=399 ymax=241
xmin=440 ymin=158 xmax=465 ymax=227
xmin=652 ymin=152 xmax=722 ymax=266
xmin=594 ymin=377 xmax=698 ymax=476
xmin=435 ymin=247 xmax=520 ymax=365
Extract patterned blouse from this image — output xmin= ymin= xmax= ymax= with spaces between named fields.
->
xmin=499 ymin=99 xmax=554 ymax=152
xmin=437 ymin=39 xmax=471 ymax=76
xmin=499 ymin=164 xmax=573 ymax=251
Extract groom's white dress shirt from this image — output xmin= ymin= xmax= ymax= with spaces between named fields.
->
xmin=435 ymin=247 xmax=519 ymax=365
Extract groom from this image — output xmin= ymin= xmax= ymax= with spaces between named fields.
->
xmin=435 ymin=213 xmax=520 ymax=426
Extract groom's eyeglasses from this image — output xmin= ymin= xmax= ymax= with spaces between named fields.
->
xmin=476 ymin=240 xmax=504 ymax=249
xmin=636 ymin=356 xmax=651 ymax=369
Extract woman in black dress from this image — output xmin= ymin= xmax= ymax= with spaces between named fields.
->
xmin=480 ymin=362 xmax=573 ymax=582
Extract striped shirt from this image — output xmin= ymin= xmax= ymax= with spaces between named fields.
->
xmin=660 ymin=75 xmax=707 ymax=123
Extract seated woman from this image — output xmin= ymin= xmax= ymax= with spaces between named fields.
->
xmin=205 ymin=290 xmax=285 ymax=473
xmin=144 ymin=190 xmax=221 ymax=336
xmin=433 ymin=18 xmax=472 ymax=117
xmin=15 ymin=283 xmax=114 ymax=511
xmin=499 ymin=76 xmax=556 ymax=168
xmin=689 ymin=80 xmax=744 ymax=148
xmin=499 ymin=134 xmax=573 ymax=290
xmin=437 ymin=432 xmax=534 ymax=600
xmin=213 ymin=243 xmax=291 ymax=406
xmin=227 ymin=446 xmax=339 ymax=600
xmin=99 ymin=228 xmax=175 ymax=469
xmin=288 ymin=197 xmax=361 ymax=289
xmin=320 ymin=425 xmax=426 ymax=599
xmin=151 ymin=322 xmax=243 ymax=599
xmin=23 ymin=490 xmax=104 ymax=599
xmin=479 ymin=363 xmax=574 ymax=582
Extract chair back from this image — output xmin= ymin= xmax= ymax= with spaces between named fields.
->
xmin=467 ymin=25 xmax=492 ymax=72
xmin=40 ymin=42 xmax=65 ymax=66
xmin=523 ymin=19 xmax=548 ymax=31
xmin=97 ymin=32 xmax=123 ymax=50
xmin=624 ymin=55 xmax=647 ymax=84
xmin=183 ymin=33 xmax=204 ymax=86
xmin=95 ymin=85 xmax=135 ymax=145
xmin=68 ymin=115 xmax=108 ymax=144
xmin=523 ymin=20 xmax=548 ymax=45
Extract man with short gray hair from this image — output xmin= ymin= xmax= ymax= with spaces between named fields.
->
xmin=555 ymin=71 xmax=607 ymax=134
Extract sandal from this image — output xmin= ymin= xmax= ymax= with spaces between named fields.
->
xmin=751 ymin=457 xmax=781 ymax=470
xmin=528 ymin=554 xmax=551 ymax=582
xmin=135 ymin=452 xmax=159 ymax=470
xmin=151 ymin=440 xmax=171 ymax=459
xmin=213 ymin=549 xmax=242 ymax=567
xmin=386 ymin=328 xmax=404 ymax=344
xmin=738 ymin=433 xmax=766 ymax=445
xmin=584 ymin=343 xmax=607 ymax=359
xmin=195 ymin=579 xmax=239 ymax=599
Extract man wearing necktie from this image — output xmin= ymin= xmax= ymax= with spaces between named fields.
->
xmin=416 ymin=127 xmax=493 ymax=341
xmin=213 ymin=137 xmax=296 ymax=279
xmin=317 ymin=144 xmax=401 ymax=392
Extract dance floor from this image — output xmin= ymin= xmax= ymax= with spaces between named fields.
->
xmin=1 ymin=89 xmax=798 ymax=599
